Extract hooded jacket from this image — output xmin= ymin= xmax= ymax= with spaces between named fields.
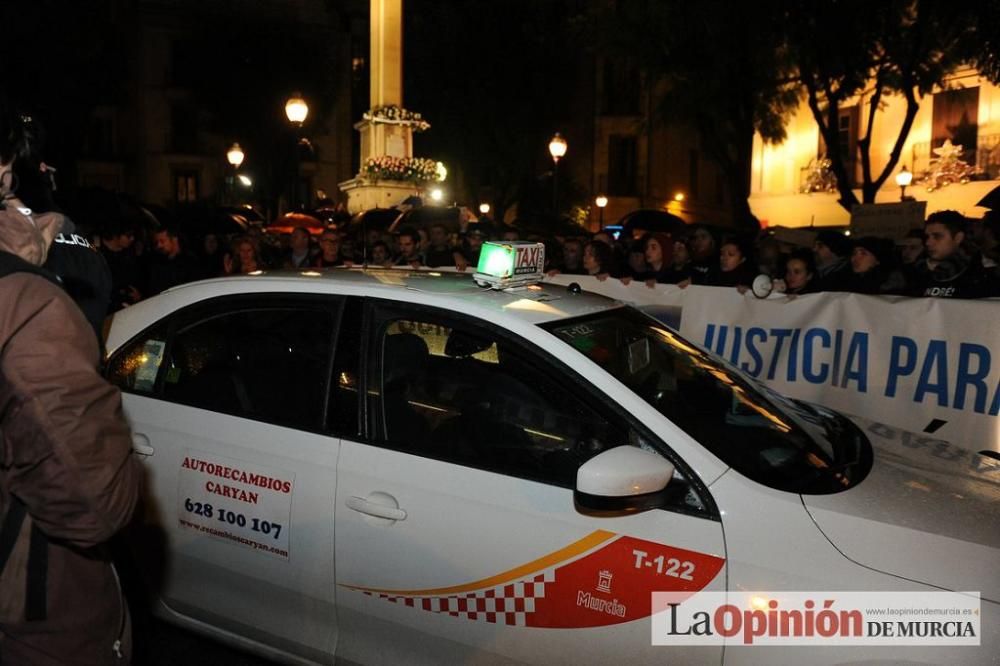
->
xmin=907 ymin=253 xmax=995 ymax=299
xmin=0 ymin=204 xmax=141 ymax=665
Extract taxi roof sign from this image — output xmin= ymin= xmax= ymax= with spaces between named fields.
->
xmin=474 ymin=241 xmax=546 ymax=289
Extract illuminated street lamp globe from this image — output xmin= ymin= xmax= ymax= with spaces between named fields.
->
xmin=285 ymin=93 xmax=309 ymax=125
xmin=479 ymin=203 xmax=491 ymax=215
xmin=430 ymin=188 xmax=444 ymax=202
xmin=548 ymin=133 xmax=568 ymax=163
xmin=226 ymin=143 xmax=245 ymax=168
xmin=896 ymin=165 xmax=913 ymax=201
xmin=595 ymin=195 xmax=608 ymax=229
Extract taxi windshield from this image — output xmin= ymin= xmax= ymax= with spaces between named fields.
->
xmin=541 ymin=307 xmax=872 ymax=494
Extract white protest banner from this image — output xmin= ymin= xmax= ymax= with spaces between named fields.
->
xmin=543 ymin=275 xmax=1000 ymax=454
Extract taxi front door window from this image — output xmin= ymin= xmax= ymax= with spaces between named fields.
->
xmin=375 ymin=313 xmax=624 ymax=488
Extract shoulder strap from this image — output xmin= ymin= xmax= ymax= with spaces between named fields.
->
xmin=0 ymin=249 xmax=60 ymax=284
xmin=0 ymin=498 xmax=48 ymax=621
xmin=0 ymin=496 xmax=27 ymax=571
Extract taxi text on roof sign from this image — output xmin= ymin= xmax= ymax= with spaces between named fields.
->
xmin=474 ymin=241 xmax=546 ymax=290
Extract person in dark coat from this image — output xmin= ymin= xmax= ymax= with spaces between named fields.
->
xmin=641 ymin=231 xmax=691 ymax=285
xmin=147 ymin=226 xmax=205 ymax=295
xmin=684 ymin=224 xmax=717 ymax=284
xmin=812 ymin=229 xmax=852 ymax=291
xmin=840 ymin=236 xmax=905 ymax=295
xmin=582 ymin=240 xmax=614 ymax=279
xmin=780 ymin=248 xmax=819 ymax=295
xmin=710 ymin=237 xmax=757 ymax=288
xmin=907 ymin=210 xmax=996 ymax=298
xmin=0 ymin=108 xmax=141 ymax=666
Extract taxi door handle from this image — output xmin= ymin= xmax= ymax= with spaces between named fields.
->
xmin=131 ymin=433 xmax=155 ymax=457
xmin=346 ymin=495 xmax=407 ymax=522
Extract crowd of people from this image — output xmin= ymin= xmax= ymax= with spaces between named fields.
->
xmin=95 ymin=206 xmax=1000 ymax=311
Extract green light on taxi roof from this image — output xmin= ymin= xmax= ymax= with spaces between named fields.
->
xmin=477 ymin=243 xmax=515 ymax=278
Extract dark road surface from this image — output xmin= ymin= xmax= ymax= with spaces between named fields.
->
xmin=136 ymin=619 xmax=276 ymax=665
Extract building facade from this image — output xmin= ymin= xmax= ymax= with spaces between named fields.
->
xmin=75 ymin=0 xmax=364 ymax=216
xmin=583 ymin=58 xmax=733 ymax=231
xmin=750 ymin=68 xmax=1000 ymax=227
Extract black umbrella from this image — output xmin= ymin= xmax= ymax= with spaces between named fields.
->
xmin=349 ymin=207 xmax=403 ymax=232
xmin=66 ymin=188 xmax=159 ymax=236
xmin=512 ymin=214 xmax=588 ymax=239
xmin=387 ymin=206 xmax=462 ymax=234
xmin=619 ymin=209 xmax=687 ymax=239
xmin=975 ymin=184 xmax=1000 ymax=210
xmin=173 ymin=203 xmax=248 ymax=236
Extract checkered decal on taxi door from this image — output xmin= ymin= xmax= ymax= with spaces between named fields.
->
xmin=344 ymin=530 xmax=726 ymax=629
xmin=364 ymin=570 xmax=557 ymax=626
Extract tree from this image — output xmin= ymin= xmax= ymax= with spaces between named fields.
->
xmin=787 ymin=0 xmax=994 ymax=209
xmin=589 ymin=0 xmax=800 ymax=231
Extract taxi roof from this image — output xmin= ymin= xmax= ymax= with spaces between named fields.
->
xmin=106 ymin=267 xmax=621 ymax=352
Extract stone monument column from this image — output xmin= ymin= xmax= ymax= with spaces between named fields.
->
xmin=340 ymin=0 xmax=438 ymax=213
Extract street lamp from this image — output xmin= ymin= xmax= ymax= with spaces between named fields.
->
xmin=896 ymin=165 xmax=913 ymax=201
xmin=285 ymin=93 xmax=309 ymax=211
xmin=595 ymin=195 xmax=608 ymax=229
xmin=226 ymin=142 xmax=245 ymax=169
xmin=225 ymin=143 xmax=245 ymax=204
xmin=479 ymin=203 xmax=491 ymax=215
xmin=285 ymin=93 xmax=309 ymax=126
xmin=549 ymin=132 xmax=567 ymax=213
xmin=429 ymin=188 xmax=444 ymax=202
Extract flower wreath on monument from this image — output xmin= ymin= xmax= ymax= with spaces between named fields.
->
xmin=362 ymin=105 xmax=431 ymax=132
xmin=363 ymin=155 xmax=440 ymax=184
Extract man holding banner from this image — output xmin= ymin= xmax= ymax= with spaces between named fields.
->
xmin=909 ymin=211 xmax=996 ymax=299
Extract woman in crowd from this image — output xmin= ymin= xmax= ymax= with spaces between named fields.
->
xmin=781 ymin=248 xmax=818 ymax=295
xmin=582 ymin=240 xmax=614 ymax=280
xmin=225 ymin=235 xmax=264 ymax=274
xmin=199 ymin=233 xmax=226 ymax=276
xmin=639 ymin=232 xmax=677 ymax=286
xmin=669 ymin=236 xmax=691 ymax=282
xmin=624 ymin=239 xmax=648 ymax=279
xmin=712 ymin=237 xmax=757 ymax=288
xmin=841 ymin=236 xmax=905 ymax=294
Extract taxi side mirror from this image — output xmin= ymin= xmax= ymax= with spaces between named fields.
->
xmin=574 ymin=446 xmax=675 ymax=514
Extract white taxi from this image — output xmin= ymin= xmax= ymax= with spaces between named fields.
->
xmin=104 ymin=243 xmax=999 ymax=665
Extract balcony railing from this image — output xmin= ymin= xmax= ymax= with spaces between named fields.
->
xmin=911 ymin=134 xmax=1000 ymax=179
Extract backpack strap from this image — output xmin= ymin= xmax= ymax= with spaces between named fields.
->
xmin=0 ymin=496 xmax=27 ymax=572
xmin=0 ymin=497 xmax=48 ymax=621
xmin=25 ymin=520 xmax=48 ymax=620
xmin=0 ymin=249 xmax=60 ymax=284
